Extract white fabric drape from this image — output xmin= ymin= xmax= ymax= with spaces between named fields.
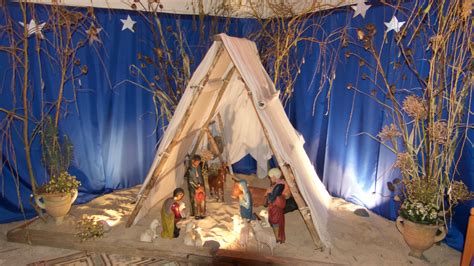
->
xmin=216 ymin=75 xmax=272 ymax=178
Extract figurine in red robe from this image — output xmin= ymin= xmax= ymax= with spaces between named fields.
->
xmin=266 ymin=168 xmax=287 ymax=243
xmin=161 ymin=188 xmax=185 ymax=239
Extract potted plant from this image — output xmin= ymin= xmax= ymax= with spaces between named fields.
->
xmin=34 ymin=117 xmax=80 ymax=224
xmin=378 ymin=77 xmax=474 ymax=258
xmin=345 ymin=1 xmax=474 ymax=260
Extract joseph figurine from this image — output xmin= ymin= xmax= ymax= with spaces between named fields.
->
xmin=185 ymin=154 xmax=205 ymax=218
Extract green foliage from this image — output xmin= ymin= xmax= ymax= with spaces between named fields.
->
xmin=42 ymin=171 xmax=81 ymax=194
xmin=76 ymin=216 xmax=105 ymax=242
xmin=40 ymin=117 xmax=79 ymax=194
xmin=41 ymin=117 xmax=74 ymax=179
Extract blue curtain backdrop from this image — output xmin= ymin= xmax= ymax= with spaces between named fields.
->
xmin=1 ymin=2 xmax=472 ymax=251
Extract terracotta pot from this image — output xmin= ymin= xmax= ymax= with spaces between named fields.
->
xmin=35 ymin=190 xmax=78 ymax=224
xmin=396 ymin=216 xmax=447 ymax=259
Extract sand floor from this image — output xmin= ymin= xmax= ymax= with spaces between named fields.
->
xmin=0 ymin=174 xmax=461 ymax=265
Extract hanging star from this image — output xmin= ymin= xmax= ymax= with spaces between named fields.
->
xmin=19 ymin=19 xmax=46 ymax=39
xmin=384 ymin=16 xmax=405 ymax=33
xmin=86 ymin=23 xmax=102 ymax=45
xmin=120 ymin=15 xmax=136 ymax=33
xmin=351 ymin=0 xmax=371 ymax=18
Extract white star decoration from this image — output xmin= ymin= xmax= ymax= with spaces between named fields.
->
xmin=19 ymin=19 xmax=46 ymax=39
xmin=86 ymin=23 xmax=103 ymax=45
xmin=121 ymin=15 xmax=136 ymax=33
xmin=351 ymin=0 xmax=371 ymax=18
xmin=384 ymin=16 xmax=405 ymax=33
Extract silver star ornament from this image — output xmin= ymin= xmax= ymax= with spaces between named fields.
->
xmin=351 ymin=0 xmax=371 ymax=18
xmin=121 ymin=15 xmax=136 ymax=33
xmin=19 ymin=19 xmax=46 ymax=39
xmin=384 ymin=16 xmax=406 ymax=33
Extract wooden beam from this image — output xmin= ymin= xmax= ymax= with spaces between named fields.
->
xmin=190 ymin=67 xmax=236 ymax=158
xmin=240 ymin=80 xmax=323 ymax=250
xmin=125 ymin=45 xmax=225 ymax=227
xmin=7 ymin=226 xmax=214 ymax=264
xmin=215 ymin=249 xmax=338 ymax=265
xmin=6 ymin=220 xmax=337 ymax=265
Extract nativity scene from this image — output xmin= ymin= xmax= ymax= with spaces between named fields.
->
xmin=122 ymin=34 xmax=331 ymax=259
xmin=0 ymin=0 xmax=473 ymax=265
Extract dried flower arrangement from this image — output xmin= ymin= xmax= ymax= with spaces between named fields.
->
xmin=345 ymin=1 xmax=474 ymax=225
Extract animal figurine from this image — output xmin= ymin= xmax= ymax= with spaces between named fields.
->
xmin=239 ymin=221 xmax=251 ymax=248
xmin=139 ymin=219 xmax=161 ymax=242
xmin=258 ymin=209 xmax=271 ymax=228
xmin=208 ymin=163 xmax=227 ymax=202
xmin=250 ymin=220 xmax=276 ymax=255
xmin=194 ymin=186 xmax=206 ymax=218
xmin=194 ymin=227 xmax=203 ymax=247
xmin=183 ymin=222 xmax=203 ymax=247
xmin=183 ymin=222 xmax=196 ymax=246
xmin=150 ymin=219 xmax=161 ymax=237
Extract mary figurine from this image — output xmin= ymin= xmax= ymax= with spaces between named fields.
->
xmin=236 ymin=180 xmax=256 ymax=221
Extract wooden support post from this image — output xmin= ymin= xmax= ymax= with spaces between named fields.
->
xmin=126 ymin=45 xmax=225 ymax=227
xmin=205 ymin=128 xmax=224 ymax=163
xmin=190 ymin=67 xmax=236 ymax=158
xmin=240 ymin=80 xmax=323 ymax=249
xmin=282 ymin=164 xmax=323 ymax=249
xmin=216 ymin=113 xmax=233 ymax=174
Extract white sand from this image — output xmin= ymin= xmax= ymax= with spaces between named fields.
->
xmin=0 ymin=173 xmax=461 ymax=265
